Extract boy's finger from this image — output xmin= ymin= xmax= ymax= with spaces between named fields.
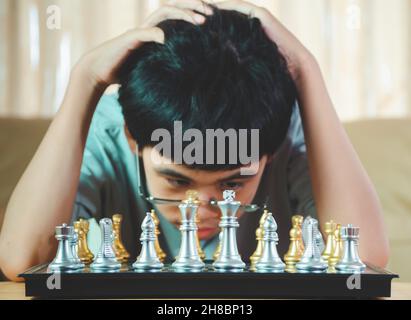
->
xmin=167 ymin=0 xmax=214 ymax=15
xmin=122 ymin=27 xmax=165 ymax=48
xmin=214 ymin=0 xmax=260 ymax=16
xmin=142 ymin=6 xmax=205 ymax=28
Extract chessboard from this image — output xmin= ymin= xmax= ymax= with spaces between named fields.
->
xmin=19 ymin=262 xmax=398 ymax=299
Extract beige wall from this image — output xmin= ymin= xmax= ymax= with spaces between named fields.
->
xmin=0 ymin=0 xmax=410 ymax=120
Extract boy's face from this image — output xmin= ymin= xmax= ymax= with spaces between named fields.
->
xmin=140 ymin=147 xmax=268 ymax=240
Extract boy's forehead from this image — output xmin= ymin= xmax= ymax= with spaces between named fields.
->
xmin=143 ymin=147 xmax=263 ymax=179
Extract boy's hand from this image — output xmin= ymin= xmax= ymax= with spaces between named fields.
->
xmin=75 ymin=0 xmax=213 ymax=89
xmin=215 ymin=0 xmax=315 ymax=83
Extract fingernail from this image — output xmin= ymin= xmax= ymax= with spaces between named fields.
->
xmin=204 ymin=7 xmax=214 ymax=15
xmin=194 ymin=14 xmax=205 ymax=24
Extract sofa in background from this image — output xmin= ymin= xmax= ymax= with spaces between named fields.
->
xmin=0 ymin=117 xmax=410 ymax=281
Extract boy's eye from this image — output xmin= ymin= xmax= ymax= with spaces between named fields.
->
xmin=166 ymin=178 xmax=190 ymax=188
xmin=220 ymin=181 xmax=243 ymax=190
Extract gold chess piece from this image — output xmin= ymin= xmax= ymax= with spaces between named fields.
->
xmin=150 ymin=209 xmax=167 ymax=262
xmin=284 ymin=227 xmax=302 ymax=273
xmin=328 ymin=223 xmax=343 ymax=268
xmin=112 ymin=214 xmax=130 ymax=263
xmin=250 ymin=209 xmax=270 ymax=266
xmin=182 ymin=190 xmax=206 ymax=260
xmin=322 ymin=220 xmax=337 ymax=262
xmin=213 ymin=231 xmax=222 ymax=261
xmin=292 ymin=215 xmax=305 ymax=257
xmin=74 ymin=219 xmax=94 ymax=265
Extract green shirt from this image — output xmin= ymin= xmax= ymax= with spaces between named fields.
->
xmin=71 ymin=94 xmax=316 ymax=261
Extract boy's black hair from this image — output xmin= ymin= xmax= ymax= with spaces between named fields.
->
xmin=118 ymin=6 xmax=297 ymax=170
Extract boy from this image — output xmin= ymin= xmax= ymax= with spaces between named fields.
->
xmin=0 ymin=1 xmax=388 ymax=281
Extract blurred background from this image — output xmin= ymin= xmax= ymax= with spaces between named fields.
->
xmin=0 ymin=0 xmax=410 ymax=281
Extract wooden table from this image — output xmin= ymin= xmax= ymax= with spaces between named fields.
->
xmin=0 ymin=280 xmax=410 ymax=300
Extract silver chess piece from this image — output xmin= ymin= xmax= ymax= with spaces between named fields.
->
xmin=70 ymin=232 xmax=85 ymax=269
xmin=296 ymin=216 xmax=328 ymax=272
xmin=173 ymin=191 xmax=205 ymax=271
xmin=90 ymin=218 xmax=121 ymax=271
xmin=335 ymin=224 xmax=366 ymax=272
xmin=48 ymin=224 xmax=83 ymax=272
xmin=133 ymin=212 xmax=164 ymax=270
xmin=255 ymin=212 xmax=285 ymax=272
xmin=213 ymin=190 xmax=246 ymax=271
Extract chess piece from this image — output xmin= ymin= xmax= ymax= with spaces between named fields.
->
xmin=213 ymin=231 xmax=222 ymax=261
xmin=112 ymin=214 xmax=130 ymax=263
xmin=195 ymin=216 xmax=206 ymax=261
xmin=74 ymin=219 xmax=94 ymax=264
xmin=150 ymin=210 xmax=167 ymax=262
xmin=70 ymin=232 xmax=85 ymax=269
xmin=250 ymin=209 xmax=270 ymax=266
xmin=296 ymin=216 xmax=328 ymax=272
xmin=322 ymin=220 xmax=337 ymax=262
xmin=328 ymin=224 xmax=343 ymax=268
xmin=335 ymin=224 xmax=366 ymax=272
xmin=90 ymin=218 xmax=121 ymax=271
xmin=48 ymin=224 xmax=82 ymax=272
xmin=255 ymin=212 xmax=285 ymax=272
xmin=133 ymin=212 xmax=164 ymax=270
xmin=292 ymin=215 xmax=305 ymax=256
xmin=213 ymin=190 xmax=245 ymax=271
xmin=284 ymin=227 xmax=302 ymax=273
xmin=173 ymin=190 xmax=205 ymax=271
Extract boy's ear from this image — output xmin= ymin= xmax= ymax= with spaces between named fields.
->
xmin=124 ymin=125 xmax=141 ymax=155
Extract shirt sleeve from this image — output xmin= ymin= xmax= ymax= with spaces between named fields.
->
xmin=70 ymin=131 xmax=106 ymax=224
xmin=286 ymin=103 xmax=317 ymax=218
xmin=70 ymin=95 xmax=122 ymax=224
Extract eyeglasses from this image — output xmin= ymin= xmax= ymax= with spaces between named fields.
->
xmin=134 ymin=143 xmax=263 ymax=213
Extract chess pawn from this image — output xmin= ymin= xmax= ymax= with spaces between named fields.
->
xmin=284 ymin=227 xmax=302 ymax=272
xmin=150 ymin=210 xmax=167 ymax=262
xmin=112 ymin=214 xmax=130 ymax=263
xmin=48 ymin=224 xmax=81 ymax=272
xmin=70 ymin=232 xmax=85 ymax=269
xmin=328 ymin=224 xmax=343 ymax=268
xmin=195 ymin=216 xmax=206 ymax=261
xmin=213 ymin=231 xmax=222 ymax=261
xmin=250 ymin=209 xmax=270 ymax=266
xmin=296 ymin=217 xmax=328 ymax=272
xmin=255 ymin=212 xmax=285 ymax=272
xmin=173 ymin=190 xmax=205 ymax=271
xmin=74 ymin=220 xmax=94 ymax=264
xmin=335 ymin=225 xmax=366 ymax=272
xmin=213 ymin=190 xmax=245 ymax=271
xmin=322 ymin=221 xmax=337 ymax=262
xmin=292 ymin=215 xmax=305 ymax=256
xmin=133 ymin=212 xmax=164 ymax=270
xmin=90 ymin=218 xmax=121 ymax=271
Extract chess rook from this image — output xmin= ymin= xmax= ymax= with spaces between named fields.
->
xmin=296 ymin=216 xmax=328 ymax=273
xmin=90 ymin=218 xmax=121 ymax=271
xmin=213 ymin=190 xmax=245 ymax=271
xmin=133 ymin=212 xmax=164 ymax=270
xmin=173 ymin=190 xmax=205 ymax=271
xmin=335 ymin=224 xmax=366 ymax=272
xmin=48 ymin=224 xmax=83 ymax=272
xmin=255 ymin=212 xmax=285 ymax=272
